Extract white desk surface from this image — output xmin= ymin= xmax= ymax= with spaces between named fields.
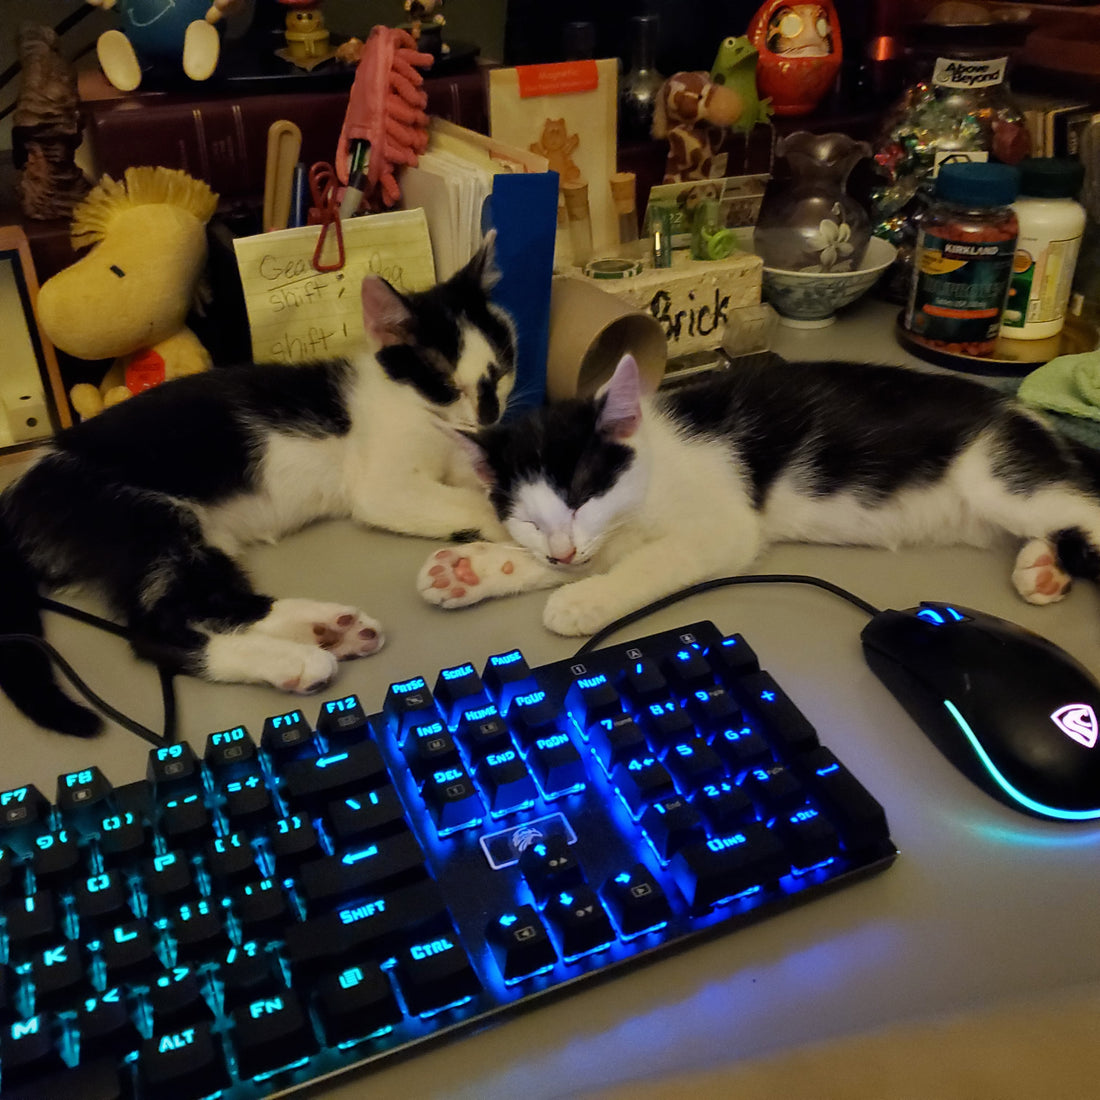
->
xmin=2 ymin=298 xmax=1099 ymax=1098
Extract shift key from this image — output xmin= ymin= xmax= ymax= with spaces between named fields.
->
xmin=299 ymin=831 xmax=427 ymax=909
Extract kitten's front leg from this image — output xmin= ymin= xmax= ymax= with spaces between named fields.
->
xmin=542 ymin=535 xmax=756 ymax=637
xmin=418 ymin=543 xmax=565 ymax=607
xmin=352 ymin=480 xmax=508 ymax=542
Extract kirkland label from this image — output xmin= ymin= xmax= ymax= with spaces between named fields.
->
xmin=932 ymin=56 xmax=1007 ymax=89
xmin=906 ymin=230 xmax=1016 ymax=344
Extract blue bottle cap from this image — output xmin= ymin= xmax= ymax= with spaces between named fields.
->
xmin=935 ymin=161 xmax=1019 ymax=207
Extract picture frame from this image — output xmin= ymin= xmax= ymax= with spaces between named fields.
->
xmin=0 ymin=225 xmax=72 ymax=457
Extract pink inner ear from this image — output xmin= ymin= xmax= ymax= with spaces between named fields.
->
xmin=597 ymin=355 xmax=643 ymax=440
xmin=361 ymin=277 xmax=412 ymax=346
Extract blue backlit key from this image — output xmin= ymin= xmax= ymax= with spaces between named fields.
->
xmin=710 ymin=723 xmax=773 ymax=774
xmin=282 ymin=742 xmax=388 ymax=805
xmin=393 ymin=927 xmax=481 ymax=1016
xmin=774 ymin=805 xmax=842 ymax=871
xmin=231 ymin=990 xmax=317 ymax=1079
xmin=454 ymin=705 xmax=511 ymax=759
xmin=738 ymin=672 xmax=820 ymax=755
xmin=543 ymin=885 xmax=616 ymax=961
xmin=661 ymin=644 xmax=713 ymax=692
xmin=31 ymin=940 xmax=90 ymax=1007
xmin=327 ymin=786 xmax=407 ymax=841
xmin=518 ymin=834 xmax=585 ymax=905
xmin=639 ymin=699 xmax=695 ymax=750
xmin=670 ymin=824 xmax=788 ymax=911
xmin=404 ymin=721 xmax=462 ymax=780
xmin=146 ymin=743 xmax=200 ymax=798
xmin=137 ymin=1020 xmax=229 ymax=1100
xmin=317 ymin=694 xmax=369 ymax=746
xmin=77 ymin=986 xmax=141 ymax=1057
xmin=74 ymin=870 xmax=129 ymax=927
xmin=56 ymin=766 xmax=113 ymax=827
xmin=565 ymin=672 xmax=622 ymax=730
xmin=691 ymin=781 xmax=757 ymax=833
xmin=662 ymin=737 xmax=725 ymax=793
xmin=433 ymin=663 xmax=488 ymax=725
xmin=382 ymin=677 xmax=438 ymax=744
xmin=420 ymin=766 xmax=483 ymax=834
xmin=618 ymin=658 xmax=669 ymax=709
xmin=707 ymin=633 xmax=760 ymax=682
xmin=600 ymin=864 xmax=673 ymax=937
xmin=167 ymin=898 xmax=229 ymax=963
xmin=589 ymin=714 xmax=647 ymax=773
xmin=99 ymin=919 xmax=159 ymax=984
xmin=31 ymin=830 xmax=80 ymax=883
xmin=266 ymin=814 xmax=321 ymax=870
xmin=202 ymin=726 xmax=256 ymax=772
xmin=528 ymin=732 xmax=586 ymax=797
xmin=299 ymin=832 xmax=426 ymax=909
xmin=486 ymin=905 xmax=557 ymax=983
xmin=0 ymin=785 xmax=49 ymax=835
xmin=314 ymin=962 xmax=401 ymax=1045
xmin=482 ymin=648 xmax=537 ymax=712
xmin=476 ymin=748 xmax=537 ymax=815
xmin=509 ymin=690 xmax=562 ymax=749
xmin=612 ymin=757 xmax=675 ymax=817
xmin=1 ymin=1013 xmax=67 ymax=1091
xmin=791 ymin=747 xmax=890 ymax=853
xmin=640 ymin=795 xmax=706 ymax=861
xmin=260 ymin=708 xmax=314 ymax=760
xmin=148 ymin=966 xmax=208 ymax=1027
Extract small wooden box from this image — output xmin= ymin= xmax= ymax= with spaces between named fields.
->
xmin=597 ymin=250 xmax=763 ymax=357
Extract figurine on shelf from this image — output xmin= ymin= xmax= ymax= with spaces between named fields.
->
xmin=88 ymin=0 xmax=242 ymax=92
xmin=275 ymin=0 xmax=338 ymax=70
xmin=404 ymin=0 xmax=448 ymax=58
xmin=746 ymin=1 xmax=843 ymax=117
xmin=708 ymin=36 xmax=772 ymax=132
xmin=651 ymin=70 xmax=746 ymax=183
xmin=11 ymin=22 xmax=90 ymax=221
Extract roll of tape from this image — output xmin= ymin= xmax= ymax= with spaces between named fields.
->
xmin=583 ymin=257 xmax=644 ymax=280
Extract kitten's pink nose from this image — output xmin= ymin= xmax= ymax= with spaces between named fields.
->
xmin=549 ymin=546 xmax=576 ymax=565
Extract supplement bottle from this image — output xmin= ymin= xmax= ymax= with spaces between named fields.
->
xmin=1001 ymin=157 xmax=1087 ymax=341
xmin=903 ymin=161 xmax=1019 ymax=358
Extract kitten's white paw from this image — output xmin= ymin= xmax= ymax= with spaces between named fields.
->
xmin=543 ymin=583 xmax=613 ymax=637
xmin=256 ymin=598 xmax=384 ymax=658
xmin=204 ymin=633 xmax=339 ymax=694
xmin=1012 ymin=538 xmax=1071 ymax=605
xmin=417 ymin=544 xmax=518 ymax=608
xmin=276 ymin=647 xmax=340 ymax=694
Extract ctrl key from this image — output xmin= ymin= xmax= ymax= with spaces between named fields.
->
xmin=393 ymin=928 xmax=481 ymax=1017
xmin=137 ymin=1021 xmax=229 ymax=1100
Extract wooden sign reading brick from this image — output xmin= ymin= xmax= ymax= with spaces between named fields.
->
xmin=597 ymin=251 xmax=763 ymax=356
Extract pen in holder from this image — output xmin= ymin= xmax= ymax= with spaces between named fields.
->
xmin=648 ymin=202 xmax=673 ymax=268
xmin=562 ymin=180 xmax=594 ymax=267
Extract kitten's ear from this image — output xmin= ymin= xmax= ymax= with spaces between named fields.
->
xmin=596 ymin=355 xmax=643 ymax=440
xmin=361 ymin=276 xmax=414 ymax=346
xmin=462 ymin=229 xmax=501 ymax=292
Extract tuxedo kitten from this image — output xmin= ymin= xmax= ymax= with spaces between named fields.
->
xmin=419 ymin=353 xmax=1100 ymax=636
xmin=0 ymin=236 xmax=515 ymax=736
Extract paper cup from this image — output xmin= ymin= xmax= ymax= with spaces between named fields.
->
xmin=546 ymin=275 xmax=667 ymax=400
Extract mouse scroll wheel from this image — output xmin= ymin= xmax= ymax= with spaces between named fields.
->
xmin=915 ymin=605 xmax=969 ymax=626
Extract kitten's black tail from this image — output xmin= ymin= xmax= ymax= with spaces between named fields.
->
xmin=0 ymin=519 xmax=101 ymax=737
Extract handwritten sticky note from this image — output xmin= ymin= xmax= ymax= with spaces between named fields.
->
xmin=232 ymin=209 xmax=435 ymax=363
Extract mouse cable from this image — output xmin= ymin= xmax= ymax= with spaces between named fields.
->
xmin=0 ymin=596 xmax=177 ymax=748
xmin=573 ymin=572 xmax=882 ymax=657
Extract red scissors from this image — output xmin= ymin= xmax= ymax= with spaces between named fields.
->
xmin=308 ymin=161 xmax=345 ymax=273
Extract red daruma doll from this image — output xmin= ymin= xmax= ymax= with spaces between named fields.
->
xmin=747 ymin=1 xmax=842 ymax=117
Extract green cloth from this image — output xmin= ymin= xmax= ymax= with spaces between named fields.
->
xmin=1018 ymin=350 xmax=1100 ymax=422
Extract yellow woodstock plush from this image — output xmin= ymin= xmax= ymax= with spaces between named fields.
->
xmin=37 ymin=166 xmax=218 ymax=419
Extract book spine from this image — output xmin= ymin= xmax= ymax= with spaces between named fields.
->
xmin=83 ymin=72 xmax=488 ymax=201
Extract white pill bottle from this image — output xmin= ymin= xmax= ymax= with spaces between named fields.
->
xmin=1001 ymin=157 xmax=1087 ymax=340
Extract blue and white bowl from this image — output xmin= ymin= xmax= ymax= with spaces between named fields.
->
xmin=760 ymin=236 xmax=897 ymax=328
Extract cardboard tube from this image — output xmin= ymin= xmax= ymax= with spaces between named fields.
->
xmin=547 ymin=276 xmax=667 ymax=400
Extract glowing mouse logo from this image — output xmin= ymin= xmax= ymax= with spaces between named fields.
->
xmin=1050 ymin=704 xmax=1099 ymax=748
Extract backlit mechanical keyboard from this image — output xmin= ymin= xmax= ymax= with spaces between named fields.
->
xmin=0 ymin=621 xmax=896 ymax=1099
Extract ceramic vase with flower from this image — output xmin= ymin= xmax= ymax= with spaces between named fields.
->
xmin=753 ymin=130 xmax=872 ymax=272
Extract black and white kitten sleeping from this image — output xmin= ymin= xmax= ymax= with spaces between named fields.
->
xmin=419 ymin=353 xmax=1100 ymax=634
xmin=0 ymin=237 xmax=515 ymax=737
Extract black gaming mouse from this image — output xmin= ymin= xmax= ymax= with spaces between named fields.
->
xmin=861 ymin=601 xmax=1100 ymax=822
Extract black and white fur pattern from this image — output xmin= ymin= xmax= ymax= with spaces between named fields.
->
xmin=419 ymin=354 xmax=1100 ymax=635
xmin=0 ymin=238 xmax=515 ymax=736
